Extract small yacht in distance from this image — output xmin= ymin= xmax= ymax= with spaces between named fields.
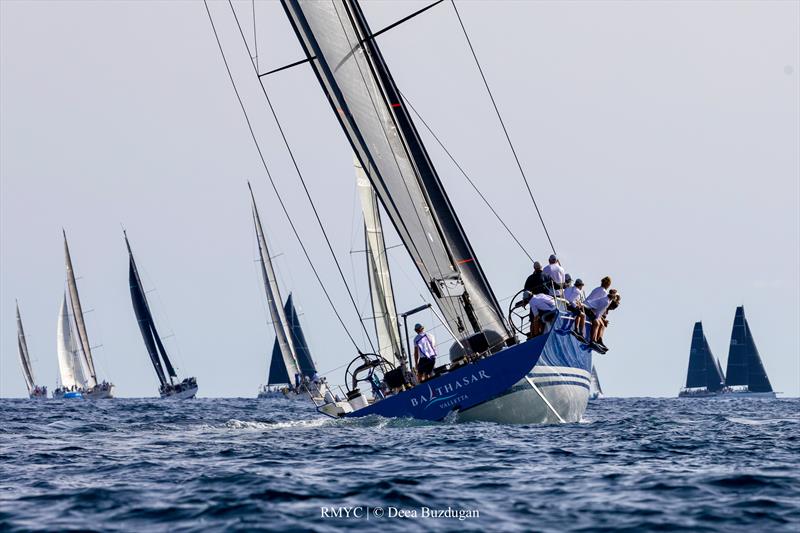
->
xmin=54 ymin=231 xmax=114 ymax=399
xmin=16 ymin=302 xmax=47 ymax=399
xmin=589 ymin=365 xmax=603 ymax=400
xmin=722 ymin=306 xmax=775 ymax=398
xmin=125 ymin=231 xmax=198 ymax=399
xmin=678 ymin=322 xmax=725 ymax=398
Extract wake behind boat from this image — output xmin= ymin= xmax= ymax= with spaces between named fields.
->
xmin=125 ymin=231 xmax=198 ymax=399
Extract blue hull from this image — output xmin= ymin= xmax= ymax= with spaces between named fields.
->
xmin=64 ymin=392 xmax=82 ymax=399
xmin=345 ymin=331 xmax=549 ymax=421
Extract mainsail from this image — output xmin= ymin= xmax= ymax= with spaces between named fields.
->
xmin=125 ymin=233 xmax=177 ymax=388
xmin=281 ymin=0 xmax=510 ymax=347
xmin=249 ymin=184 xmax=301 ymax=381
xmin=685 ymin=321 xmax=725 ymax=391
xmin=63 ymin=231 xmax=97 ymax=387
xmin=16 ymin=302 xmax=36 ymax=394
xmin=356 ymin=156 xmax=402 ymax=366
xmin=725 ymin=306 xmax=772 ymax=392
xmin=57 ymin=293 xmax=87 ymax=389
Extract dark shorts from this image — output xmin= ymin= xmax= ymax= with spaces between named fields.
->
xmin=586 ymin=307 xmax=598 ymax=321
xmin=418 ymin=356 xmax=435 ymax=374
xmin=567 ymin=303 xmax=583 ymax=315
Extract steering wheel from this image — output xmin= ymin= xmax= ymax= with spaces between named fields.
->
xmin=344 ymin=353 xmax=396 ymax=396
xmin=508 ymin=289 xmax=532 ymax=337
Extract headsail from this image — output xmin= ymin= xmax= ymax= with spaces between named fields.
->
xmin=725 ymin=306 xmax=772 ymax=392
xmin=56 ymin=293 xmax=87 ymax=389
xmin=63 ymin=231 xmax=97 ymax=387
xmin=281 ymin=0 xmax=511 ymax=347
xmin=16 ymin=302 xmax=36 ymax=394
xmin=249 ymin=184 xmax=301 ymax=381
xmin=125 ymin=233 xmax=177 ymax=388
xmin=285 ymin=294 xmax=317 ymax=377
xmin=685 ymin=322 xmax=725 ymax=391
xmin=356 ymin=156 xmax=402 ymax=366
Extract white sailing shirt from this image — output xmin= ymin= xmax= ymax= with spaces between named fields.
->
xmin=414 ymin=332 xmax=437 ymax=360
xmin=564 ymin=286 xmax=585 ymax=305
xmin=529 ymin=293 xmax=556 ymax=317
xmin=585 ymin=287 xmax=610 ymax=316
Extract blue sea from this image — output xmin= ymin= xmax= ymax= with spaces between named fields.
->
xmin=1 ymin=397 xmax=798 ymax=532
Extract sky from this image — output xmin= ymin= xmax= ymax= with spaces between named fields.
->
xmin=1 ymin=0 xmax=798 ymax=398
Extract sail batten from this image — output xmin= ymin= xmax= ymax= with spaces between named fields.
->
xmin=16 ymin=303 xmax=36 ymax=394
xmin=250 ymin=185 xmax=302 ymax=381
xmin=63 ymin=231 xmax=97 ymax=387
xmin=281 ymin=0 xmax=510 ymax=344
xmin=356 ymin=157 xmax=402 ymax=365
xmin=725 ymin=306 xmax=772 ymax=392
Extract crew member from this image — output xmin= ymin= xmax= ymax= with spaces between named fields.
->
xmin=524 ymin=262 xmax=547 ymax=296
xmin=564 ymin=277 xmax=587 ymax=341
xmin=528 ymin=293 xmax=557 ymax=338
xmin=413 ymin=323 xmax=437 ymax=383
xmin=542 ymin=254 xmax=566 ymax=296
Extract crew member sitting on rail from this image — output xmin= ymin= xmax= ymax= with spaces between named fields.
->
xmin=524 ymin=262 xmax=547 ymax=295
xmin=413 ymin=323 xmax=437 ymax=383
xmin=596 ymin=292 xmax=621 ymax=351
xmin=528 ymin=293 xmax=557 ymax=338
xmin=542 ymin=254 xmax=566 ymax=296
xmin=585 ymin=277 xmax=613 ymax=352
xmin=564 ymin=276 xmax=587 ymax=341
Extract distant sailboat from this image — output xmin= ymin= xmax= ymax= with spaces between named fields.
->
xmin=125 ymin=231 xmax=198 ymax=399
xmin=16 ymin=302 xmax=47 ymax=399
xmin=722 ymin=306 xmax=775 ymax=398
xmin=53 ymin=293 xmax=87 ymax=399
xmin=250 ymin=184 xmax=327 ymax=402
xmin=56 ymin=230 xmax=114 ymax=399
xmin=589 ymin=365 xmax=603 ymax=400
xmin=678 ymin=322 xmax=725 ymax=398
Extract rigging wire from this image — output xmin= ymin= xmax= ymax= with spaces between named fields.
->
xmin=450 ymin=0 xmax=557 ymax=256
xmin=398 ymin=90 xmax=533 ymax=264
xmin=225 ymin=0 xmax=376 ymax=354
xmin=203 ymin=1 xmax=364 ymax=352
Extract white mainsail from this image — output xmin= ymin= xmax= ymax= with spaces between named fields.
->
xmin=590 ymin=365 xmax=603 ymax=398
xmin=355 ymin=156 xmax=402 ymax=367
xmin=249 ymin=184 xmax=301 ymax=382
xmin=63 ymin=231 xmax=97 ymax=388
xmin=57 ymin=294 xmax=87 ymax=389
xmin=16 ymin=302 xmax=36 ymax=394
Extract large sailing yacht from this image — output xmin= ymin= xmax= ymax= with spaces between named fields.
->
xmin=16 ymin=302 xmax=47 ymax=399
xmin=722 ymin=306 xmax=775 ymax=398
xmin=54 ymin=231 xmax=114 ymax=399
xmin=678 ymin=322 xmax=725 ymax=398
xmin=125 ymin=232 xmax=198 ymax=399
xmin=250 ymin=184 xmax=327 ymax=402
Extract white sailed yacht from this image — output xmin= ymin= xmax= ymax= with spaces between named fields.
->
xmin=16 ymin=302 xmax=47 ymax=399
xmin=125 ymin=231 xmax=198 ymax=399
xmin=53 ymin=231 xmax=114 ymax=399
xmin=589 ymin=365 xmax=603 ymax=400
xmin=250 ymin=184 xmax=328 ymax=403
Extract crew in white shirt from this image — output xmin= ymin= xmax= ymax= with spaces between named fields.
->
xmin=542 ymin=254 xmax=566 ymax=296
xmin=528 ymin=293 xmax=557 ymax=338
xmin=564 ymin=276 xmax=587 ymax=341
xmin=585 ymin=276 xmax=613 ymax=350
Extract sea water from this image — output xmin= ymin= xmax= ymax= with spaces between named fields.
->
xmin=0 ymin=397 xmax=797 ymax=531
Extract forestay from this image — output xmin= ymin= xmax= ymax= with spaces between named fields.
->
xmin=355 ymin=156 xmax=402 ymax=366
xmin=281 ymin=0 xmax=510 ymax=346
xmin=63 ymin=231 xmax=97 ymax=388
xmin=249 ymin=185 xmax=301 ymax=381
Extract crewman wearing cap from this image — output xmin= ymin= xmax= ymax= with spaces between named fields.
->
xmin=413 ymin=323 xmax=437 ymax=383
xmin=523 ymin=261 xmax=547 ymax=296
xmin=542 ymin=254 xmax=566 ymax=296
xmin=564 ymin=277 xmax=587 ymax=341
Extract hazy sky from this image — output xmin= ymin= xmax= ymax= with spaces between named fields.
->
xmin=1 ymin=0 xmax=798 ymax=398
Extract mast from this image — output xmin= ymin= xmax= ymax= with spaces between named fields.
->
xmin=725 ymin=306 xmax=772 ymax=392
xmin=62 ymin=230 xmax=97 ymax=387
xmin=249 ymin=183 xmax=302 ymax=381
xmin=685 ymin=322 xmax=724 ymax=391
xmin=280 ymin=0 xmax=511 ymax=347
xmin=56 ymin=293 xmax=87 ymax=389
xmin=355 ymin=156 xmax=402 ymax=366
xmin=125 ymin=232 xmax=177 ymax=387
xmin=16 ymin=302 xmax=36 ymax=394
